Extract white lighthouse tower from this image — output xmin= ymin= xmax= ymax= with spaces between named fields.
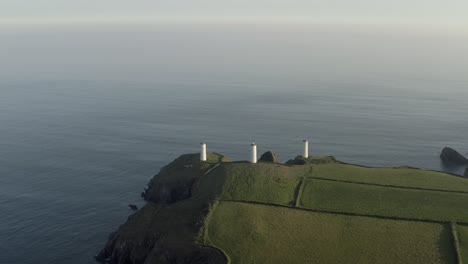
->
xmin=251 ymin=142 xmax=257 ymax=164
xmin=303 ymin=139 xmax=309 ymax=158
xmin=200 ymin=142 xmax=207 ymax=161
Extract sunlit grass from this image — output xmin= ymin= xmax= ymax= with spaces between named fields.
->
xmin=311 ymin=163 xmax=468 ymax=192
xmin=299 ymin=179 xmax=468 ymax=222
xmin=207 ymin=201 xmax=455 ymax=264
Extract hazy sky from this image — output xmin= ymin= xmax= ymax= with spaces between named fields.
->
xmin=1 ymin=0 xmax=468 ymax=26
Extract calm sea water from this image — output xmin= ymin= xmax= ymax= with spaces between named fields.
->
xmin=0 ymin=25 xmax=467 ymax=264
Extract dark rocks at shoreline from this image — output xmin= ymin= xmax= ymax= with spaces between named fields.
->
xmin=440 ymin=147 xmax=468 ymax=165
xmin=259 ymin=151 xmax=280 ymax=163
xmin=128 ymin=204 xmax=138 ymax=211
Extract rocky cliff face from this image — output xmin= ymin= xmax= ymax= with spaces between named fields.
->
xmin=142 ymin=154 xmax=200 ymax=204
xmin=96 ymin=154 xmax=228 ymax=264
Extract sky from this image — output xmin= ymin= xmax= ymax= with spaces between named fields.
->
xmin=1 ymin=0 xmax=468 ymax=27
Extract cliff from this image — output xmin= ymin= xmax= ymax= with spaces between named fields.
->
xmin=96 ymin=153 xmax=229 ymax=264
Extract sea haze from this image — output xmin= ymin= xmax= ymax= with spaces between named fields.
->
xmin=0 ymin=24 xmax=467 ymax=264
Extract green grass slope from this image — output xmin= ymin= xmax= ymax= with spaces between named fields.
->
xmin=220 ymin=163 xmax=303 ymax=206
xmin=206 ymin=201 xmax=455 ymax=264
xmin=195 ymin=162 xmax=306 ymax=206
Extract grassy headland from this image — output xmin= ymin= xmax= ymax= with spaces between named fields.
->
xmin=98 ymin=152 xmax=468 ymax=264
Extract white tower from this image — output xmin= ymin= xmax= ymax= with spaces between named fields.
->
xmin=251 ymin=142 xmax=257 ymax=164
xmin=303 ymin=139 xmax=309 ymax=158
xmin=200 ymin=142 xmax=207 ymax=161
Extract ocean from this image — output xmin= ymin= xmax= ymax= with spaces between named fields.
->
xmin=0 ymin=24 xmax=467 ymax=263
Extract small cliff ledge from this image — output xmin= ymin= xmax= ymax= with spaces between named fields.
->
xmin=440 ymin=147 xmax=468 ymax=165
xmin=96 ymin=153 xmax=229 ymax=264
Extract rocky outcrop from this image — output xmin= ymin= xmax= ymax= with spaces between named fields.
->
xmin=97 ymin=153 xmax=228 ymax=264
xmin=285 ymin=155 xmax=337 ymax=165
xmin=141 ymin=154 xmax=200 ymax=203
xmin=259 ymin=151 xmax=280 ymax=163
xmin=285 ymin=156 xmax=307 ymax=165
xmin=464 ymin=167 xmax=468 ymax=177
xmin=440 ymin=147 xmax=468 ymax=165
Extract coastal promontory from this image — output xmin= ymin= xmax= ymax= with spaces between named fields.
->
xmin=97 ymin=151 xmax=468 ymax=264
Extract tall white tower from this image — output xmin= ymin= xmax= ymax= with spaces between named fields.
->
xmin=251 ymin=142 xmax=257 ymax=164
xmin=200 ymin=142 xmax=207 ymax=161
xmin=303 ymin=140 xmax=309 ymax=158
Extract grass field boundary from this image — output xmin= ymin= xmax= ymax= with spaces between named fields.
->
xmin=294 ymin=177 xmax=305 ymax=207
xmin=451 ymin=222 xmax=463 ymax=264
xmin=203 ymin=163 xmax=222 ymax=176
xmin=226 ymin=160 xmax=294 ymax=168
xmin=307 ymin=176 xmax=468 ymax=195
xmin=337 ymin=161 xmax=468 ymax=179
xmin=202 ymin=199 xmax=219 ymax=244
xmin=220 ymin=199 xmax=468 ymax=225
xmin=200 ymin=199 xmax=232 ymax=264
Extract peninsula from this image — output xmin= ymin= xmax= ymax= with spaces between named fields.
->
xmin=97 ymin=143 xmax=468 ymax=264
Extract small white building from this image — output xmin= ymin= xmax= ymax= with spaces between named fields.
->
xmin=303 ymin=140 xmax=309 ymax=158
xmin=200 ymin=142 xmax=207 ymax=161
xmin=251 ymin=142 xmax=257 ymax=164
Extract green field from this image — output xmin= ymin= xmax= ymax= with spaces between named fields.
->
xmin=311 ymin=163 xmax=468 ymax=192
xmin=195 ymin=156 xmax=468 ymax=263
xmin=206 ymin=201 xmax=455 ymax=264
xmin=299 ymin=179 xmax=468 ymax=222
xmin=220 ymin=163 xmax=303 ymax=206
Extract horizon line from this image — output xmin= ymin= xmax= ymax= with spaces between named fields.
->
xmin=1 ymin=16 xmax=468 ymax=28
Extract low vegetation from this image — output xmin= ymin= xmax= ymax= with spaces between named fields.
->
xmin=206 ymin=201 xmax=455 ymax=264
xmin=199 ymin=156 xmax=468 ymax=263
xmin=299 ymin=179 xmax=468 ymax=222
xmin=220 ymin=163 xmax=303 ymax=206
xmin=311 ymin=163 xmax=468 ymax=192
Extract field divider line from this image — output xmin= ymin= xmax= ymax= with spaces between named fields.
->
xmin=203 ymin=163 xmax=222 ymax=176
xmin=219 ymin=199 xmax=468 ymax=225
xmin=201 ymin=199 xmax=232 ymax=264
xmin=337 ymin=161 xmax=468 ymax=179
xmin=450 ymin=222 xmax=463 ymax=264
xmin=294 ymin=177 xmax=305 ymax=207
xmin=308 ymin=176 xmax=468 ymax=195
xmin=203 ymin=199 xmax=219 ymax=245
